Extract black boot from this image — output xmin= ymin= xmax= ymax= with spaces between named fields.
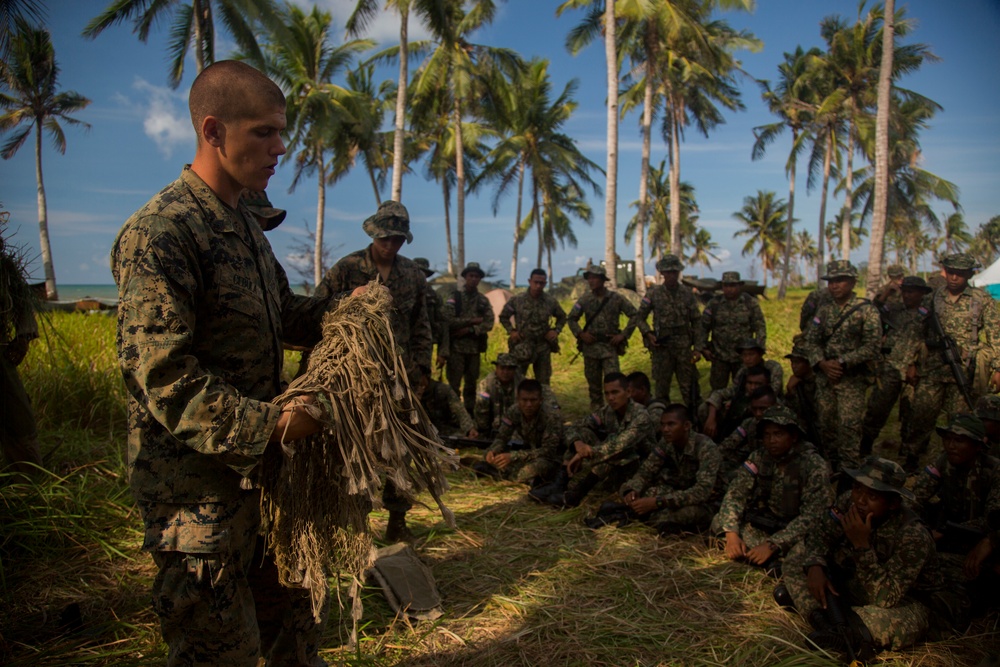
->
xmin=384 ymin=511 xmax=413 ymax=543
xmin=772 ymin=584 xmax=795 ymax=611
xmin=472 ymin=461 xmax=501 ymax=480
xmin=550 ymin=472 xmax=600 ymax=508
xmin=528 ymin=468 xmax=568 ymax=503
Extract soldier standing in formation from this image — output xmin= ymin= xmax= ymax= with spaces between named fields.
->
xmin=444 ymin=262 xmax=494 ymax=413
xmin=498 ymin=269 xmax=566 ymax=385
xmin=567 ymin=265 xmax=639 ymax=410
xmin=414 ymin=257 xmax=449 ymax=364
xmin=630 ymin=255 xmax=702 ymax=403
xmin=699 ymin=271 xmax=767 ymax=391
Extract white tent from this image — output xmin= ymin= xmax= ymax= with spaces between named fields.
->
xmin=971 ymin=255 xmax=1000 ymax=298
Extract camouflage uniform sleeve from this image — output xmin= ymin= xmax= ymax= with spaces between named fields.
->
xmin=707 ymin=385 xmax=737 ymax=409
xmin=697 ymin=298 xmax=715 ymax=351
xmin=841 ymin=303 xmax=882 ymax=368
xmin=593 ymin=406 xmax=651 ymax=461
xmin=312 ymin=260 xmax=348 ymax=300
xmin=718 ymin=420 xmax=752 ymax=467
xmin=661 ymin=438 xmax=721 ymax=509
xmin=982 ymin=295 xmax=1000 ymax=374
xmin=513 ymin=409 xmax=565 ymax=464
xmin=688 ymin=291 xmax=703 ymax=347
xmin=799 ymin=493 xmax=850 ymax=569
xmin=768 ymin=452 xmax=833 ymax=553
xmin=910 ymin=457 xmax=944 ymax=511
xmin=800 ymin=305 xmax=826 ymax=368
xmin=499 ymin=298 xmax=517 ymax=335
xmin=620 ymin=446 xmax=666 ymax=497
xmin=274 ymin=255 xmax=333 ymax=347
xmin=750 ymin=296 xmax=767 ymax=349
xmin=716 ymin=453 xmax=758 ymax=533
xmin=567 ymin=297 xmax=586 ymax=338
xmin=800 ymin=290 xmax=820 ymax=331
xmin=618 ymin=293 xmax=639 ymax=339
xmin=855 ymin=519 xmax=935 ymax=608
xmin=567 ymin=412 xmax=600 ymax=446
xmin=474 ymin=376 xmax=494 ymax=433
xmin=475 ymin=294 xmax=495 ymax=337
xmin=114 ymin=220 xmax=279 ymax=471
xmin=487 ymin=408 xmax=517 ymax=454
xmin=445 ymin=383 xmax=475 ymax=434
xmin=630 ymin=294 xmax=653 ymax=336
xmin=410 ymin=271 xmax=433 ymax=369
xmin=549 ymin=296 xmax=567 ymax=335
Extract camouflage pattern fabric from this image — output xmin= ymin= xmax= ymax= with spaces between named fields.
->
xmin=698 ymin=292 xmax=767 ymax=386
xmin=783 ymin=493 xmax=944 ymax=651
xmin=424 ymin=282 xmax=449 ymax=356
xmin=567 ymin=400 xmax=655 ymax=479
xmin=621 ymin=432 xmax=721 ymax=528
xmin=421 ymin=379 xmax=475 ymax=437
xmin=486 ymin=404 xmax=566 ymax=483
xmin=313 ymin=245 xmax=433 ymax=374
xmin=712 ymin=442 xmax=832 ymax=554
xmin=473 ymin=370 xmax=559 ymax=437
xmin=568 ymin=289 xmax=639 ymax=408
xmin=799 ymin=287 xmax=832 ymax=332
xmin=801 ymin=294 xmax=882 ymax=471
xmin=583 ymin=357 xmax=623 ymax=411
xmin=1 ymin=354 xmax=42 ymax=474
xmin=716 ymin=416 xmax=762 ymax=484
xmin=784 ymin=374 xmax=823 ymax=453
xmin=445 ymin=287 xmax=495 ymax=411
xmin=912 ymin=451 xmax=1000 ymax=547
xmin=498 ymin=291 xmax=566 ymax=384
xmin=629 ymin=282 xmax=701 ymax=401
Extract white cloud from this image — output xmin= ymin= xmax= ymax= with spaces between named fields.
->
xmin=303 ymin=0 xmax=433 ymax=44
xmin=78 ymin=262 xmax=90 ymax=272
xmin=117 ymin=78 xmax=191 ymax=158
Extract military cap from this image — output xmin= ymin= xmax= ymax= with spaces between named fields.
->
xmin=844 ymin=456 xmax=915 ymax=500
xmin=656 ymin=255 xmax=684 ymax=272
xmin=495 ymin=353 xmax=518 ymax=367
xmin=935 ymin=412 xmax=988 ymax=445
xmin=756 ymin=405 xmax=806 ymax=439
xmin=976 ymin=395 xmax=1000 ymax=422
xmin=821 ymin=259 xmax=858 ymax=280
xmin=940 ymin=253 xmax=980 ymax=272
xmin=784 ymin=342 xmax=809 ymax=360
xmin=362 ymin=200 xmax=412 ymax=243
xmin=720 ymin=271 xmax=743 ymax=285
xmin=583 ymin=265 xmax=609 ymax=281
xmin=900 ymin=276 xmax=932 ymax=293
xmin=736 ymin=338 xmax=765 ymax=352
xmin=461 ymin=261 xmax=486 ymax=278
xmin=414 ymin=257 xmax=435 ymax=277
xmin=242 ymin=190 xmax=286 ymax=231
xmin=886 ymin=264 xmax=905 ymax=279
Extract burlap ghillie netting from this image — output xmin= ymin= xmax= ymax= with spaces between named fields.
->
xmin=258 ymin=283 xmax=457 ymax=624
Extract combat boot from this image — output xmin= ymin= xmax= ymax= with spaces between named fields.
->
xmin=528 ymin=468 xmax=568 ymax=503
xmin=384 ymin=511 xmax=413 ymax=543
xmin=772 ymin=584 xmax=795 ymax=611
xmin=549 ymin=472 xmax=600 ymax=508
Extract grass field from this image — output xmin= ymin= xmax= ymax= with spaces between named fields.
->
xmin=2 ymin=290 xmax=996 ymax=666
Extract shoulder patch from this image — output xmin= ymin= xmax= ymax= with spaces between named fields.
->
xmin=653 ymin=447 xmax=669 ymax=460
xmin=446 ymin=297 xmax=456 ymax=305
xmin=925 ymin=465 xmax=941 ymax=479
xmin=642 ymin=296 xmax=652 ymax=305
xmin=918 ymin=306 xmax=929 ymax=315
xmin=501 ymin=417 xmax=513 ymax=427
xmin=570 ymin=302 xmax=582 ymax=312
xmin=590 ymin=413 xmax=603 ymax=426
xmin=704 ymin=307 xmax=712 ymax=316
xmin=479 ymin=392 xmax=490 ymax=399
xmin=743 ymin=460 xmax=759 ymax=476
xmin=812 ymin=316 xmax=821 ymax=325
xmin=736 ymin=426 xmax=746 ymax=438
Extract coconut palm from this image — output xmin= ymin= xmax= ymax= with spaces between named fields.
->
xmin=0 ymin=0 xmax=44 ymax=60
xmin=792 ymin=229 xmax=818 ymax=286
xmin=0 ymin=19 xmax=90 ymax=300
xmin=687 ymin=228 xmax=719 ymax=277
xmin=733 ymin=190 xmax=787 ymax=287
xmin=625 ymin=159 xmax=698 ymax=263
xmin=934 ymin=212 xmax=972 ymax=256
xmin=83 ymin=0 xmax=283 ymax=88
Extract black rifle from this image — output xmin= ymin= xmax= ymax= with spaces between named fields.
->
xmin=745 ymin=511 xmax=789 ymax=535
xmin=569 ymin=295 xmax=613 ymax=364
xmin=927 ymin=305 xmax=976 ymax=410
xmin=443 ymin=435 xmax=531 ymax=452
xmin=825 ymin=590 xmax=869 ymax=667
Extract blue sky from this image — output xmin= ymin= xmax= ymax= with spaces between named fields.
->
xmin=2 ymin=0 xmax=998 ymax=287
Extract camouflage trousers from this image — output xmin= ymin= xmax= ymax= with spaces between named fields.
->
xmin=650 ymin=346 xmax=696 ymax=404
xmin=446 ymin=351 xmax=481 ymax=414
xmin=583 ymin=354 xmax=620 ymax=410
xmin=502 ymin=455 xmax=561 ymax=485
xmin=900 ymin=378 xmax=975 ymax=458
xmin=648 ymin=502 xmax=714 ymax=532
xmin=515 ymin=345 xmax=554 ymax=386
xmin=143 ymin=495 xmax=328 ymax=667
xmin=815 ymin=373 xmax=869 ymax=472
xmin=1 ymin=355 xmax=42 ymax=476
xmin=709 ymin=358 xmax=741 ymax=391
xmin=707 ymin=518 xmax=772 ymax=554
xmin=783 ymin=546 xmax=930 ymax=651
xmin=862 ymin=363 xmax=910 ymax=443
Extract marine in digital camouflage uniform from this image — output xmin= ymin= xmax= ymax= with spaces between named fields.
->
xmin=626 ymin=371 xmax=668 ymax=433
xmin=800 ymin=260 xmax=882 ymax=473
xmin=480 ymin=379 xmax=566 ymax=486
xmin=416 ymin=369 xmax=477 ymax=438
xmin=712 ymin=406 xmax=832 ymax=569
xmin=783 ymin=457 xmax=947 ymax=655
xmin=730 ymin=339 xmax=784 ymax=395
xmin=700 ymin=363 xmax=772 ymax=442
xmin=898 ymin=253 xmax=1000 ymax=470
xmin=716 ymin=385 xmax=778 ymax=484
xmin=783 ymin=341 xmax=823 ymax=456
xmin=567 ymin=265 xmax=639 ymax=410
xmin=444 ymin=262 xmax=495 ymax=413
xmin=474 ymin=353 xmax=559 ymax=438
xmin=979 ymin=395 xmax=1000 ymax=449
xmin=799 ymin=277 xmax=833 ymax=332
xmin=498 ymin=269 xmax=567 ymax=385
xmin=414 ymin=257 xmax=449 ymax=362
xmin=628 ymin=255 xmax=702 ymax=403
xmin=111 ymin=61 xmax=330 ymax=667
xmin=620 ymin=403 xmax=722 ymax=533
xmin=698 ymin=271 xmax=767 ymax=391
xmin=860 ymin=276 xmax=931 ymax=456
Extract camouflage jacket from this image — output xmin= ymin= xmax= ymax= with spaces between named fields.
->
xmin=498 ymin=291 xmax=567 ymax=357
xmin=111 ymin=167 xmax=332 ymax=504
xmin=314 ymin=246 xmax=432 ymax=370
xmin=424 ymin=283 xmax=449 ymax=351
xmin=801 ymin=491 xmax=944 ymax=607
xmin=801 ymin=294 xmax=882 ymax=373
xmin=799 ymin=287 xmax=832 ymax=331
xmin=421 ymin=379 xmax=475 ymax=436
xmin=487 ymin=404 xmax=565 ymax=465
xmin=474 ymin=371 xmax=559 ymax=436
xmin=716 ymin=442 xmax=832 ymax=553
xmin=717 ymin=415 xmax=762 ymax=477
xmin=880 ymin=303 xmax=929 ymax=375
xmin=567 ymin=399 xmax=655 ymax=464
xmin=445 ymin=287 xmax=495 ymax=355
xmin=697 ymin=293 xmax=767 ymax=363
xmin=629 ymin=283 xmax=701 ymax=347
xmin=567 ymin=289 xmax=639 ymax=359
xmin=621 ymin=432 xmax=721 ymax=509
xmin=706 ymin=360 xmax=784 ymax=409
xmin=912 ymin=452 xmax=1000 ymax=543
xmin=902 ymin=285 xmax=1000 ymax=380
xmin=784 ymin=375 xmax=821 ymax=446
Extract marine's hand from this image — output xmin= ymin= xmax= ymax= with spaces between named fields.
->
xmin=818 ymin=359 xmax=844 ymax=381
xmin=905 ymin=364 xmax=918 ymax=386
xmin=965 ymin=536 xmax=993 ymax=579
xmin=724 ymin=532 xmax=747 ymax=560
xmin=509 ymin=331 xmax=524 ymax=344
xmin=629 ymin=496 xmax=658 ymax=516
xmin=989 ymin=370 xmax=1000 ymax=393
xmin=840 ymin=504 xmax=872 ymax=550
xmin=786 ymin=375 xmax=800 ymax=393
xmin=703 ymin=414 xmax=718 ymax=439
xmin=622 ymin=490 xmax=638 ymax=504
xmin=646 ymin=333 xmax=659 ymax=348
xmin=573 ymin=440 xmax=594 ymax=459
xmin=580 ymin=332 xmax=597 ymax=345
xmin=701 ymin=348 xmax=714 ymax=362
xmin=610 ymin=333 xmax=625 ymax=347
xmin=271 ymin=395 xmax=322 ymax=444
xmin=467 ymin=428 xmax=480 ymax=439
xmin=806 ymin=565 xmax=838 ymax=609
xmin=746 ymin=542 xmax=778 ymax=565
xmin=488 ymin=451 xmax=511 ymax=470
xmin=544 ymin=330 xmax=559 ymax=342
xmin=435 ymin=355 xmax=447 ymax=369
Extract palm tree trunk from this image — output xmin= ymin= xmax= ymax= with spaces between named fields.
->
xmin=534 ymin=186 xmax=543 ymax=269
xmin=777 ymin=130 xmax=798 ymax=300
xmin=367 ymin=162 xmax=382 ymax=206
xmin=314 ymin=156 xmax=326 ymax=286
xmin=603 ymin=0 xmax=619 ymax=288
xmin=669 ymin=105 xmax=682 ymax=257
xmin=841 ymin=117 xmax=855 ymax=260
xmin=865 ymin=0 xmax=894 ymax=298
xmin=510 ymin=156 xmax=526 ymax=289
xmin=391 ymin=3 xmax=408 ymax=202
xmin=443 ymin=180 xmax=454 ymax=275
xmin=546 ymin=244 xmax=553 ymax=283
xmin=454 ymin=96 xmax=466 ymax=270
xmin=816 ymin=128 xmax=833 ymax=286
xmin=635 ymin=72 xmax=653 ymax=297
xmin=34 ymin=122 xmax=56 ymax=300
xmin=193 ymin=0 xmax=206 ymax=73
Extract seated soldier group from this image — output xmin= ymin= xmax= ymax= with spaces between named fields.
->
xmin=416 ymin=254 xmax=1000 ymax=662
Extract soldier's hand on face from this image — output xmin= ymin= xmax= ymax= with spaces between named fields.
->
xmin=965 ymin=536 xmax=994 ymax=579
xmin=628 ymin=496 xmax=658 ymax=516
xmin=806 ymin=565 xmax=838 ymax=609
xmin=580 ymin=331 xmax=597 ymax=345
xmin=840 ymin=504 xmax=872 ymax=550
xmin=818 ymin=359 xmax=844 ymax=381
xmin=271 ymin=395 xmax=322 ymax=444
xmin=786 ymin=375 xmax=800 ymax=393
xmin=467 ymin=428 xmax=479 ymax=439
xmin=703 ymin=414 xmax=718 ymax=439
xmin=622 ymin=490 xmax=638 ymax=505
xmin=746 ymin=542 xmax=778 ymax=565
xmin=724 ymin=532 xmax=747 ymax=560
xmin=509 ymin=331 xmax=524 ymax=344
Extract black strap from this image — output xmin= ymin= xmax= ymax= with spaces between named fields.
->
xmin=824 ymin=298 xmax=871 ymax=341
xmin=582 ymin=294 xmax=611 ymax=334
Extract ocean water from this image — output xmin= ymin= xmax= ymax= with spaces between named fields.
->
xmin=56 ymin=284 xmax=118 ymax=301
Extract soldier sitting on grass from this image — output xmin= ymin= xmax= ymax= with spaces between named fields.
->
xmin=711 ymin=406 xmax=832 ymax=573
xmin=626 ymin=371 xmax=668 ymax=433
xmin=700 ymin=364 xmax=772 ymax=441
xmin=414 ymin=365 xmax=478 ymax=439
xmin=716 ymin=385 xmax=778 ymax=485
xmin=474 ymin=353 xmax=559 ymax=439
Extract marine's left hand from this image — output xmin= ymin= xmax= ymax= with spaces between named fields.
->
xmin=839 ymin=504 xmax=872 ymax=550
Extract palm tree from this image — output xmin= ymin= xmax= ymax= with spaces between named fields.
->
xmin=733 ymin=190 xmax=787 ymax=287
xmin=687 ymin=228 xmax=719 ymax=277
xmin=0 ymin=0 xmax=44 ymax=60
xmin=82 ymin=0 xmax=283 ymax=88
xmin=792 ymin=229 xmax=818 ymax=285
xmin=625 ymin=159 xmax=698 ymax=263
xmin=0 ymin=19 xmax=90 ymax=300
xmin=937 ymin=212 xmax=972 ymax=255
xmin=342 ymin=63 xmax=395 ymax=206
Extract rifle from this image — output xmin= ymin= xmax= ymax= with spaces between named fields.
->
xmin=825 ymin=590 xmax=868 ymax=667
xmin=927 ymin=305 xmax=976 ymax=410
xmin=442 ymin=435 xmax=531 ymax=452
xmin=745 ymin=511 xmax=789 ymax=535
xmin=569 ymin=295 xmax=613 ymax=365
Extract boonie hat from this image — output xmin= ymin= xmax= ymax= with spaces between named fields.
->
xmin=242 ymin=190 xmax=286 ymax=231
xmin=976 ymin=395 xmax=1000 ymax=422
xmin=362 ymin=200 xmax=412 ymax=243
xmin=721 ymin=271 xmax=743 ymax=285
xmin=583 ymin=265 xmax=609 ymax=281
xmin=900 ymin=276 xmax=932 ymax=293
xmin=940 ymin=253 xmax=980 ymax=272
xmin=414 ymin=257 xmax=435 ymax=277
xmin=756 ymin=405 xmax=806 ymax=439
xmin=737 ymin=338 xmax=765 ymax=352
xmin=461 ymin=262 xmax=486 ymax=278
xmin=656 ymin=255 xmax=684 ymax=272
xmin=822 ymin=259 xmax=858 ymax=280
xmin=886 ymin=264 xmax=905 ymax=279
xmin=495 ymin=353 xmax=518 ymax=367
xmin=935 ymin=412 xmax=988 ymax=445
xmin=844 ymin=456 xmax=915 ymax=501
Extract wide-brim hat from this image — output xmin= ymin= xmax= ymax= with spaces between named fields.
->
xmin=900 ymin=276 xmax=932 ymax=293
xmin=755 ymin=405 xmax=807 ymax=440
xmin=461 ymin=262 xmax=486 ymax=278
xmin=495 ymin=353 xmax=518 ymax=367
xmin=413 ymin=257 xmax=435 ymax=277
xmin=583 ymin=265 xmax=609 ymax=281
xmin=886 ymin=264 xmax=906 ymax=279
xmin=242 ymin=190 xmax=286 ymax=231
xmin=362 ymin=200 xmax=413 ymax=243
xmin=720 ymin=271 xmax=743 ymax=285
xmin=976 ymin=395 xmax=1000 ymax=422
xmin=656 ymin=255 xmax=684 ymax=272
xmin=737 ymin=338 xmax=765 ymax=353
xmin=844 ymin=456 xmax=915 ymax=501
xmin=822 ymin=259 xmax=858 ymax=280
xmin=940 ymin=253 xmax=980 ymax=272
xmin=935 ymin=412 xmax=988 ymax=445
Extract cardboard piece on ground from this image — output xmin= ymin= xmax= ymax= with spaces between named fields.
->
xmin=368 ymin=543 xmax=443 ymax=621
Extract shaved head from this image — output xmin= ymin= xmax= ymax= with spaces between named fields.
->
xmin=189 ymin=60 xmax=285 ymax=139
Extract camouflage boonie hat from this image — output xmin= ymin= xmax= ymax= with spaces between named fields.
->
xmin=242 ymin=190 xmax=286 ymax=231
xmin=886 ymin=264 xmax=905 ymax=279
xmin=784 ymin=335 xmax=808 ymax=360
xmin=414 ymin=257 xmax=435 ymax=277
xmin=656 ymin=255 xmax=684 ymax=272
xmin=844 ymin=456 xmax=915 ymax=501
xmin=362 ymin=200 xmax=412 ymax=243
xmin=935 ymin=412 xmax=988 ymax=445
xmin=583 ymin=265 xmax=609 ymax=281
xmin=721 ymin=271 xmax=743 ymax=284
xmin=756 ymin=405 xmax=806 ymax=439
xmin=976 ymin=395 xmax=1000 ymax=422
xmin=495 ymin=353 xmax=518 ymax=367
xmin=940 ymin=252 xmax=980 ymax=272
xmin=900 ymin=276 xmax=932 ymax=293
xmin=737 ymin=338 xmax=765 ymax=352
xmin=461 ymin=261 xmax=485 ymax=278
xmin=821 ymin=259 xmax=858 ymax=280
